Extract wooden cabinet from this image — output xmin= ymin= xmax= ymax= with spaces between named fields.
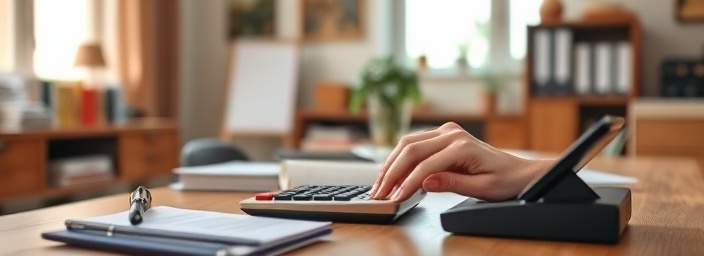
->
xmin=119 ymin=130 xmax=179 ymax=180
xmin=0 ymin=119 xmax=179 ymax=201
xmin=629 ymin=100 xmax=704 ymax=168
xmin=0 ymin=138 xmax=44 ymax=197
xmin=526 ymin=20 xmax=641 ymax=152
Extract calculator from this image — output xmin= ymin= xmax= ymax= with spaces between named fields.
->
xmin=239 ymin=185 xmax=426 ymax=223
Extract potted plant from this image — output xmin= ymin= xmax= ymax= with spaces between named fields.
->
xmin=457 ymin=43 xmax=469 ymax=73
xmin=478 ymin=71 xmax=507 ymax=115
xmin=349 ymin=56 xmax=422 ymax=148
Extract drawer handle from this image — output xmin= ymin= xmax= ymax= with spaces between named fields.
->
xmin=144 ymin=133 xmax=160 ymax=144
xmin=146 ymin=153 xmax=160 ymax=164
xmin=0 ymin=140 xmax=8 ymax=151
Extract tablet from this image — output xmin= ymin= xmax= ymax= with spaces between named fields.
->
xmin=518 ymin=115 xmax=625 ymax=202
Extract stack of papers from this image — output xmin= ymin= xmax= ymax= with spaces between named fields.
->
xmin=42 ymin=206 xmax=331 ymax=255
xmin=170 ymin=161 xmax=280 ymax=191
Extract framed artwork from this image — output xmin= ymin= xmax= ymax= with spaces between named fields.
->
xmin=676 ymin=0 xmax=704 ymax=22
xmin=227 ymin=0 xmax=275 ymax=38
xmin=301 ymin=0 xmax=364 ymax=41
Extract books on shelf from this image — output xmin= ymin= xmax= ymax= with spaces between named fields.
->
xmin=42 ymin=206 xmax=331 ymax=256
xmin=171 ymin=161 xmax=280 ymax=191
xmin=0 ymin=73 xmax=51 ymax=130
xmin=48 ymin=155 xmax=115 ymax=187
xmin=41 ymin=80 xmax=128 ymax=128
xmin=301 ymin=125 xmax=365 ymax=151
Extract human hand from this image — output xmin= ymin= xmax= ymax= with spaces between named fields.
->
xmin=369 ymin=122 xmax=554 ymax=202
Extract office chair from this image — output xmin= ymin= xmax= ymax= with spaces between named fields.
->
xmin=180 ymin=138 xmax=250 ymax=167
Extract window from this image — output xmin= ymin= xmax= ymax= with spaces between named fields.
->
xmin=402 ymin=0 xmax=542 ymax=73
xmin=0 ymin=0 xmax=12 ymax=72
xmin=404 ymin=0 xmax=491 ymax=70
xmin=509 ymin=0 xmax=542 ymax=60
xmin=33 ymin=0 xmax=90 ymax=80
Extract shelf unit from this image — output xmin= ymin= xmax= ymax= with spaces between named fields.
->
xmin=526 ymin=19 xmax=641 ymax=152
xmin=0 ymin=119 xmax=179 ymax=202
xmin=291 ymin=108 xmax=528 ymax=150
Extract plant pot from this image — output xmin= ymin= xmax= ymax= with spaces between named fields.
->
xmin=367 ymin=94 xmax=413 ymax=148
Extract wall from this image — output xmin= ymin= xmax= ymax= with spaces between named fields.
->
xmin=179 ymin=0 xmax=390 ymax=159
xmin=562 ymin=0 xmax=704 ymax=96
xmin=178 ymin=0 xmax=704 ymax=158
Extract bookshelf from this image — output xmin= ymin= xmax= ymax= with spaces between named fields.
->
xmin=526 ymin=19 xmax=641 ymax=152
xmin=0 ymin=119 xmax=179 ymax=202
xmin=291 ymin=109 xmax=528 ymax=151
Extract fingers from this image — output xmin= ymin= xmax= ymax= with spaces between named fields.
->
xmin=373 ymin=131 xmax=460 ymax=199
xmin=372 ymin=129 xmax=465 ymax=199
xmin=370 ymin=129 xmax=440 ymax=196
xmin=371 ymin=122 xmax=464 ymax=197
xmin=391 ymin=142 xmax=472 ymax=202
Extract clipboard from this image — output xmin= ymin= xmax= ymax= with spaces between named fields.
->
xmin=219 ymin=40 xmax=301 ymax=147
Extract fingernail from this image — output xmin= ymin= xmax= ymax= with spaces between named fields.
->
xmin=370 ymin=184 xmax=378 ymax=196
xmin=423 ymin=178 xmax=439 ymax=190
xmin=391 ymin=187 xmax=404 ymax=200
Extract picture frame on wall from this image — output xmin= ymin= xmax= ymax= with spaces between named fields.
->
xmin=227 ymin=0 xmax=275 ymax=38
xmin=676 ymin=0 xmax=704 ymax=22
xmin=301 ymin=0 xmax=364 ymax=41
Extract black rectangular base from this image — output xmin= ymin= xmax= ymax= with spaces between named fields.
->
xmin=441 ymin=187 xmax=631 ymax=243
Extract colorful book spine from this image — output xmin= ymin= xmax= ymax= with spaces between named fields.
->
xmin=80 ymin=87 xmax=98 ymax=126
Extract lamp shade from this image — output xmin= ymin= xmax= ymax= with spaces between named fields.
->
xmin=74 ymin=43 xmax=106 ymax=67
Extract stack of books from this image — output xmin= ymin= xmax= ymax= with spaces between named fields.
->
xmin=301 ymin=125 xmax=365 ymax=151
xmin=48 ymin=155 xmax=115 ymax=187
xmin=171 ymin=161 xmax=280 ymax=191
xmin=0 ymin=74 xmax=51 ymax=130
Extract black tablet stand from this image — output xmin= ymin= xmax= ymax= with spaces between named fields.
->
xmin=440 ymin=170 xmax=631 ymax=244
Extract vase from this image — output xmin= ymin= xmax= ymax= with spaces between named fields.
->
xmin=540 ymin=0 xmax=563 ymax=24
xmin=367 ymin=93 xmax=413 ymax=149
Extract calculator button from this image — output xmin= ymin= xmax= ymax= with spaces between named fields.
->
xmin=255 ymin=192 xmax=275 ymax=200
xmin=292 ymin=194 xmax=313 ymax=201
xmin=333 ymin=194 xmax=352 ymax=201
xmin=313 ymin=194 xmax=333 ymax=201
xmin=274 ymin=194 xmax=293 ymax=200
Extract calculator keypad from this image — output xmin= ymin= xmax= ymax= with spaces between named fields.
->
xmin=256 ymin=185 xmax=374 ymax=201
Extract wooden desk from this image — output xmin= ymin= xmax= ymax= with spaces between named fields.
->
xmin=1 ymin=157 xmax=703 ymax=255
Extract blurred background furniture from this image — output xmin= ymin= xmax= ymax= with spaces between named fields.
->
xmin=180 ymin=138 xmax=250 ymax=167
xmin=629 ymin=99 xmax=704 ymax=169
xmin=526 ymin=19 xmax=641 ymax=153
xmin=0 ymin=119 xmax=178 ymax=202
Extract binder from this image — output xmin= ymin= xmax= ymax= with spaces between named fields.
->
xmin=594 ymin=42 xmax=613 ymax=95
xmin=532 ymin=28 xmax=551 ymax=95
xmin=615 ymin=42 xmax=632 ymax=95
xmin=574 ymin=43 xmax=592 ymax=95
xmin=553 ymin=28 xmax=573 ymax=94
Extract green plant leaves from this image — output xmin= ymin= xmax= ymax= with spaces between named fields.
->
xmin=349 ymin=56 xmax=421 ymax=114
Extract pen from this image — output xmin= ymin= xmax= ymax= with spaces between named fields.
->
xmin=128 ymin=186 xmax=152 ymax=225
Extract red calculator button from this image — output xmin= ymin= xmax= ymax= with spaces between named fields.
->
xmin=255 ymin=192 xmax=276 ymax=200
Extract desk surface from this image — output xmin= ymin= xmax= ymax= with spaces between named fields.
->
xmin=1 ymin=157 xmax=703 ymax=255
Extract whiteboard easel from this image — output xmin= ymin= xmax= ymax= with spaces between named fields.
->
xmin=220 ymin=40 xmax=300 ymax=147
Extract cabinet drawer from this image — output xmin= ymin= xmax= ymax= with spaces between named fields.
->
xmin=634 ymin=120 xmax=704 ymax=148
xmin=0 ymin=139 xmax=44 ymax=196
xmin=119 ymin=131 xmax=179 ymax=180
